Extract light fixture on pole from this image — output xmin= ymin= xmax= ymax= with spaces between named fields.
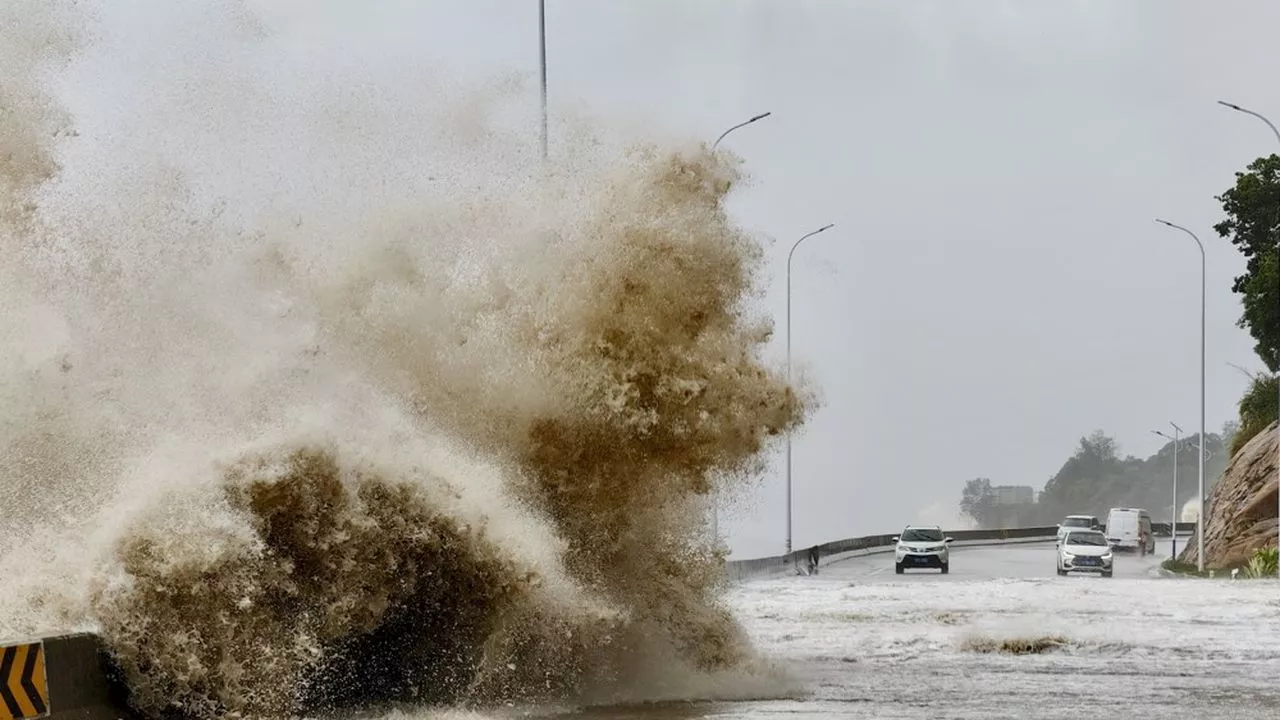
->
xmin=711 ymin=112 xmax=772 ymax=153
xmin=1217 ymin=99 xmax=1280 ymax=575
xmin=785 ymin=222 xmax=835 ymax=554
xmin=1154 ymin=218 xmax=1207 ymax=572
xmin=707 ymin=112 xmax=771 ymax=548
xmin=1153 ymin=422 xmax=1183 ymax=558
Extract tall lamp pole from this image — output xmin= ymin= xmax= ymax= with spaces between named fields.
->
xmin=538 ymin=0 xmax=548 ymax=161
xmin=1154 ymin=422 xmax=1183 ymax=558
xmin=706 ymin=112 xmax=771 ymax=547
xmin=1217 ymin=100 xmax=1280 ymax=575
xmin=785 ymin=223 xmax=835 ymax=554
xmin=1155 ymin=218 xmax=1207 ymax=571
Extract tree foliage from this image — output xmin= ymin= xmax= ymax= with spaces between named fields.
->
xmin=958 ymin=430 xmax=1228 ymax=529
xmin=1232 ymin=372 xmax=1277 ymax=456
xmin=960 ymin=477 xmax=997 ymax=527
xmin=1214 ymin=154 xmax=1280 ymax=370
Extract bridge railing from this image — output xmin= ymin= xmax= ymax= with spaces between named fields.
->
xmin=723 ymin=521 xmax=1199 ymax=583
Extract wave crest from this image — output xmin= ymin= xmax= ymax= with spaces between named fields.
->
xmin=0 ymin=4 xmax=810 ymax=718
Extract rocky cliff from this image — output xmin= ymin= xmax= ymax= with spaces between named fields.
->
xmin=1179 ymin=421 xmax=1279 ymax=568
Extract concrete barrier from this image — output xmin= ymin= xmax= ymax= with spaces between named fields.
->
xmin=0 ymin=634 xmax=132 ymax=720
xmin=1152 ymin=521 xmax=1198 ymax=536
xmin=724 ymin=525 xmax=1062 ymax=582
xmin=723 ymin=522 xmax=1204 ymax=583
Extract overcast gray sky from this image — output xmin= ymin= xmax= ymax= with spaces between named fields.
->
xmin=92 ymin=1 xmax=1280 ymax=558
xmin=514 ymin=0 xmax=1278 ymax=558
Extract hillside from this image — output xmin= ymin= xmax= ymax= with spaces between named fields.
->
xmin=1179 ymin=421 xmax=1279 ymax=569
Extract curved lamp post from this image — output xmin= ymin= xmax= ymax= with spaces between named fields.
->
xmin=785 ymin=223 xmax=836 ymax=554
xmin=1153 ymin=423 xmax=1183 ymax=557
xmin=1155 ymin=218 xmax=1206 ymax=571
xmin=712 ymin=112 xmax=772 ymax=152
xmin=707 ymin=111 xmax=771 ymax=547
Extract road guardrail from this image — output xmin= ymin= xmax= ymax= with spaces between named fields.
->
xmin=723 ymin=521 xmax=1199 ymax=583
xmin=723 ymin=525 xmax=1060 ymax=582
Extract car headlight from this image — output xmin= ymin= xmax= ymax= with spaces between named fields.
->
xmin=1101 ymin=552 xmax=1113 ymax=561
xmin=1061 ymin=551 xmax=1074 ymax=559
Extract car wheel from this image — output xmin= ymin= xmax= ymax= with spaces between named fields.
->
xmin=940 ymin=563 xmax=949 ymax=575
xmin=895 ymin=562 xmax=904 ymax=575
xmin=1101 ymin=570 xmax=1113 ymax=578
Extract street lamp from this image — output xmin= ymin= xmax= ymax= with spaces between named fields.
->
xmin=785 ymin=222 xmax=835 ymax=554
xmin=1154 ymin=218 xmax=1207 ymax=572
xmin=1218 ymin=100 xmax=1280 ymax=147
xmin=538 ymin=0 xmax=548 ymax=160
xmin=1217 ymin=99 xmax=1280 ymax=575
xmin=1153 ymin=422 xmax=1184 ymax=558
xmin=707 ymin=112 xmax=771 ymax=548
xmin=711 ymin=112 xmax=773 ymax=152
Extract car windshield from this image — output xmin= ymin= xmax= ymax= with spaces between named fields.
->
xmin=901 ymin=528 xmax=944 ymax=542
xmin=1066 ymin=532 xmax=1108 ymax=546
xmin=1062 ymin=517 xmax=1092 ymax=528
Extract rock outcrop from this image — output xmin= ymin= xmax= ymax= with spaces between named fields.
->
xmin=1179 ymin=421 xmax=1279 ymax=569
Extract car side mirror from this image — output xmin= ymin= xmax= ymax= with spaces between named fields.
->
xmin=891 ymin=536 xmax=900 ymax=542
xmin=944 ymin=537 xmax=954 ymax=543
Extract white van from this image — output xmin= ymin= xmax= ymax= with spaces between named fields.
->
xmin=1105 ymin=507 xmax=1153 ymax=552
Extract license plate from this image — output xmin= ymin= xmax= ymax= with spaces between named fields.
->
xmin=1076 ymin=557 xmax=1097 ymax=565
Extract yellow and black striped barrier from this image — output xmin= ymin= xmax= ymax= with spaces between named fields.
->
xmin=0 ymin=635 xmax=130 ymax=720
xmin=0 ymin=641 xmax=48 ymax=720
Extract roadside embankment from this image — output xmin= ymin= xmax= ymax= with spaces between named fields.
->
xmin=1179 ymin=421 xmax=1279 ymax=570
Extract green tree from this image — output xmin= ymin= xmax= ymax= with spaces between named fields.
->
xmin=960 ymin=477 xmax=997 ymax=527
xmin=1233 ymin=373 xmax=1278 ymax=455
xmin=1221 ymin=419 xmax=1240 ymax=453
xmin=961 ymin=429 xmax=1229 ymax=529
xmin=1036 ymin=430 xmax=1131 ymax=518
xmin=1214 ymin=154 xmax=1280 ymax=370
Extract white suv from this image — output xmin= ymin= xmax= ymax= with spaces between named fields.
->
xmin=1056 ymin=528 xmax=1114 ymax=577
xmin=1056 ymin=514 xmax=1101 ymax=543
xmin=893 ymin=525 xmax=953 ymax=574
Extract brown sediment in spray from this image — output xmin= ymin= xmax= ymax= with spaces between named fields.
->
xmin=302 ymin=144 xmax=808 ymax=696
xmin=0 ymin=4 xmax=812 ymax=718
xmin=92 ymin=445 xmax=593 ymax=717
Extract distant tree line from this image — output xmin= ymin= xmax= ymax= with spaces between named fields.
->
xmin=959 ymin=428 xmax=1231 ymax=529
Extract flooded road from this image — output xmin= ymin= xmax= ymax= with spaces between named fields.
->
xmin=503 ymin=540 xmax=1280 ymax=720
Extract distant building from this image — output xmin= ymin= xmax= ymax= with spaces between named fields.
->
xmin=991 ymin=485 xmax=1035 ymax=506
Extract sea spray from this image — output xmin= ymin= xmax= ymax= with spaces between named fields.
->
xmin=0 ymin=2 xmax=811 ymax=717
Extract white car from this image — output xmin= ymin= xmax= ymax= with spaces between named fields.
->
xmin=1056 ymin=529 xmax=1114 ymax=577
xmin=893 ymin=525 xmax=953 ymax=574
xmin=1056 ymin=514 xmax=1101 ymax=543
